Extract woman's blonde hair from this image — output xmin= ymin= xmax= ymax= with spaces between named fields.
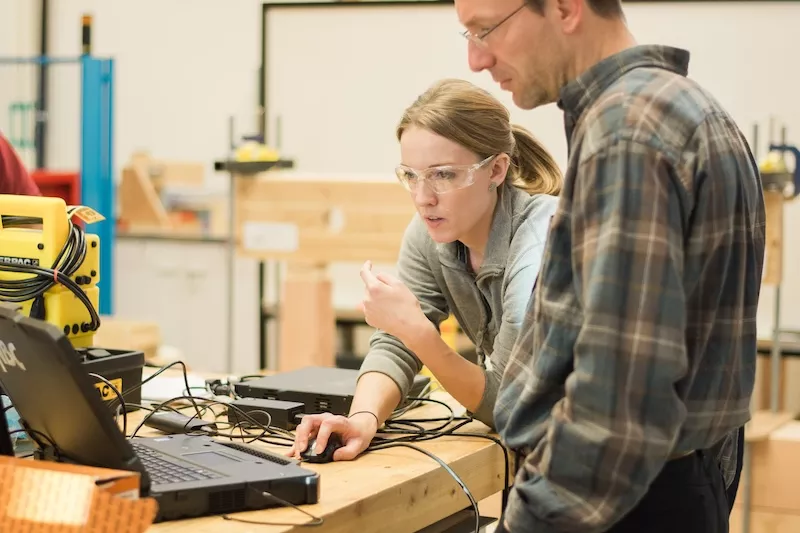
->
xmin=396 ymin=78 xmax=562 ymax=196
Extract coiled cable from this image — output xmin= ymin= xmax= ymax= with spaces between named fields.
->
xmin=0 ymin=215 xmax=100 ymax=331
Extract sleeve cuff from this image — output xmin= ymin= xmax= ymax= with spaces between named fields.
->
xmin=502 ymin=486 xmax=563 ymax=533
xmin=467 ymin=369 xmax=496 ymax=429
xmin=357 ymin=353 xmax=414 ymax=399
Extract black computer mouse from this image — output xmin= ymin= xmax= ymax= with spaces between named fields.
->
xmin=300 ymin=433 xmax=343 ymax=463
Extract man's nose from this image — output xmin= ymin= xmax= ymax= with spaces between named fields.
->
xmin=468 ymin=41 xmax=495 ymax=72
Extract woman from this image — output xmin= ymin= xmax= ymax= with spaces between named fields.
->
xmin=290 ymin=78 xmax=562 ymax=461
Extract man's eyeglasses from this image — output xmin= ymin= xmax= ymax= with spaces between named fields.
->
xmin=460 ymin=4 xmax=527 ymax=49
xmin=395 ymin=155 xmax=496 ymax=195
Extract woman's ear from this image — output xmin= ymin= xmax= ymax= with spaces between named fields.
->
xmin=491 ymin=153 xmax=511 ymax=184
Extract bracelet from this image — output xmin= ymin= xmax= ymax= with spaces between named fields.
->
xmin=348 ymin=410 xmax=381 ymax=429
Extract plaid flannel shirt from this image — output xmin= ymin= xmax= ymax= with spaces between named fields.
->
xmin=494 ymin=45 xmax=766 ymax=533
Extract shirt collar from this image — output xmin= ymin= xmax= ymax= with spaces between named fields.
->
xmin=558 ymin=45 xmax=690 ymax=123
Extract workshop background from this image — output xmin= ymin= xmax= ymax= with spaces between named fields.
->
xmin=1 ymin=2 xmax=799 ymax=531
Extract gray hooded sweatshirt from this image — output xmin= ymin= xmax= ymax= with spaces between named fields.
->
xmin=358 ymin=183 xmax=558 ymax=428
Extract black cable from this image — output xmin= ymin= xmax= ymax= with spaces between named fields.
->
xmin=0 ymin=215 xmax=100 ymax=330
xmin=122 ymin=363 xmax=296 ymax=444
xmin=109 ymin=360 xmax=204 ymax=422
xmin=367 ymin=441 xmax=480 ymax=533
xmin=181 ymin=400 xmax=276 ymax=442
xmin=389 ymin=395 xmax=458 ymax=431
xmin=0 ymin=262 xmax=99 ymax=328
xmin=442 ymin=431 xmax=510 ymax=511
xmin=198 ymin=400 xmax=296 ymax=444
xmin=368 ymin=426 xmax=510 ymax=521
xmin=88 ymin=372 xmax=127 ymax=436
xmin=371 ymin=397 xmax=511 ymax=512
xmin=128 ymin=368 xmax=505 ymax=532
xmin=222 ymin=488 xmax=323 ymax=527
xmin=380 ymin=425 xmax=510 ymax=511
xmin=127 ymin=374 xmax=503 ymax=532
xmin=212 ymin=408 xmax=274 ymax=443
xmin=288 ymin=393 xmax=508 ymax=533
xmin=121 ymin=389 xmax=322 ymax=526
xmin=126 ymin=394 xmax=294 ymax=447
xmin=128 ymin=395 xmax=212 ymax=439
xmin=9 ymin=428 xmax=61 ymax=460
xmin=116 ymin=373 xmax=322 ymax=525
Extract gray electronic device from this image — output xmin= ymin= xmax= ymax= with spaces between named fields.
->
xmin=234 ymin=366 xmax=431 ymax=416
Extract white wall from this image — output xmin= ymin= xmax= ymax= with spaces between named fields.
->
xmin=0 ymin=0 xmax=42 ymax=168
xmin=1 ymin=0 xmax=265 ymax=179
xmin=262 ymin=1 xmax=800 ymax=338
xmin=2 ymin=1 xmax=798 ymax=343
xmin=0 ymin=0 xmax=38 ymax=55
xmin=47 ymin=0 xmax=265 ymax=183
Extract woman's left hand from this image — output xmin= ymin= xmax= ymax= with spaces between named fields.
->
xmin=358 ymin=260 xmax=430 ymax=342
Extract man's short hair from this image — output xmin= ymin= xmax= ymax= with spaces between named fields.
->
xmin=526 ymin=0 xmax=623 ymax=19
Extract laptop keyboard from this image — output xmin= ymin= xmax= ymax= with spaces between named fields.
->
xmin=132 ymin=441 xmax=224 ymax=486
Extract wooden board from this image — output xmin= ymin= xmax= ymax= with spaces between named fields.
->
xmin=234 ymin=172 xmax=416 ymax=264
xmin=94 ymin=317 xmax=161 ymax=364
xmin=748 ymin=425 xmax=800 ymax=512
xmin=730 ymin=507 xmax=800 ymax=533
xmin=278 ymin=264 xmax=337 ymax=371
xmin=118 ymin=164 xmax=171 ymax=230
xmin=734 ymin=420 xmax=800 ymax=532
xmin=745 ymin=410 xmax=796 ymax=442
xmin=763 ymin=190 xmax=784 ymax=286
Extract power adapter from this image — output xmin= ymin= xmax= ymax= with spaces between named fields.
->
xmin=144 ymin=411 xmax=217 ymax=435
xmin=226 ymin=398 xmax=305 ymax=430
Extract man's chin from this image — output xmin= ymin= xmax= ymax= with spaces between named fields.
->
xmin=512 ymin=91 xmax=538 ymax=111
xmin=511 ymin=88 xmax=552 ymax=111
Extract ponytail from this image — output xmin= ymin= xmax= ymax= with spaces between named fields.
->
xmin=508 ymin=124 xmax=562 ymax=196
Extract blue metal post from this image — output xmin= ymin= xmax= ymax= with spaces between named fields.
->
xmin=80 ymin=56 xmax=115 ymax=316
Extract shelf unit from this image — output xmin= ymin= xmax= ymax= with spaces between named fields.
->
xmin=0 ymin=54 xmax=115 ymax=315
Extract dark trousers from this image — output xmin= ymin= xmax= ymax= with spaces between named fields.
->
xmin=496 ymin=449 xmax=732 ymax=533
xmin=607 ymin=450 xmax=729 ymax=532
xmin=724 ymin=425 xmax=745 ymax=512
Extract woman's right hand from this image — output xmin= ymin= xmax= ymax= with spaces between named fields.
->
xmin=287 ymin=411 xmax=379 ymax=462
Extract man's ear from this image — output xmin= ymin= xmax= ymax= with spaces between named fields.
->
xmin=555 ymin=0 xmax=583 ymax=34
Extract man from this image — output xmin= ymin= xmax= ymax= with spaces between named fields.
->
xmin=455 ymin=1 xmax=764 ymax=532
xmin=0 ymin=131 xmax=40 ymax=195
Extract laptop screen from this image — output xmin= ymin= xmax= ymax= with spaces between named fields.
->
xmin=0 ymin=304 xmax=142 ymax=473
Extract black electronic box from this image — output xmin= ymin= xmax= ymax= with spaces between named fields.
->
xmin=74 ymin=346 xmax=145 ymax=411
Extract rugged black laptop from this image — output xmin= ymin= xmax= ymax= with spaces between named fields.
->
xmin=0 ymin=303 xmax=319 ymax=522
xmin=235 ymin=366 xmax=431 ymax=415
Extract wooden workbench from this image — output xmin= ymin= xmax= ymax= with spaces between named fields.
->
xmin=731 ymin=410 xmax=799 ymax=533
xmin=137 ymin=391 xmax=507 ymax=533
xmin=744 ymin=410 xmax=796 ymax=443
